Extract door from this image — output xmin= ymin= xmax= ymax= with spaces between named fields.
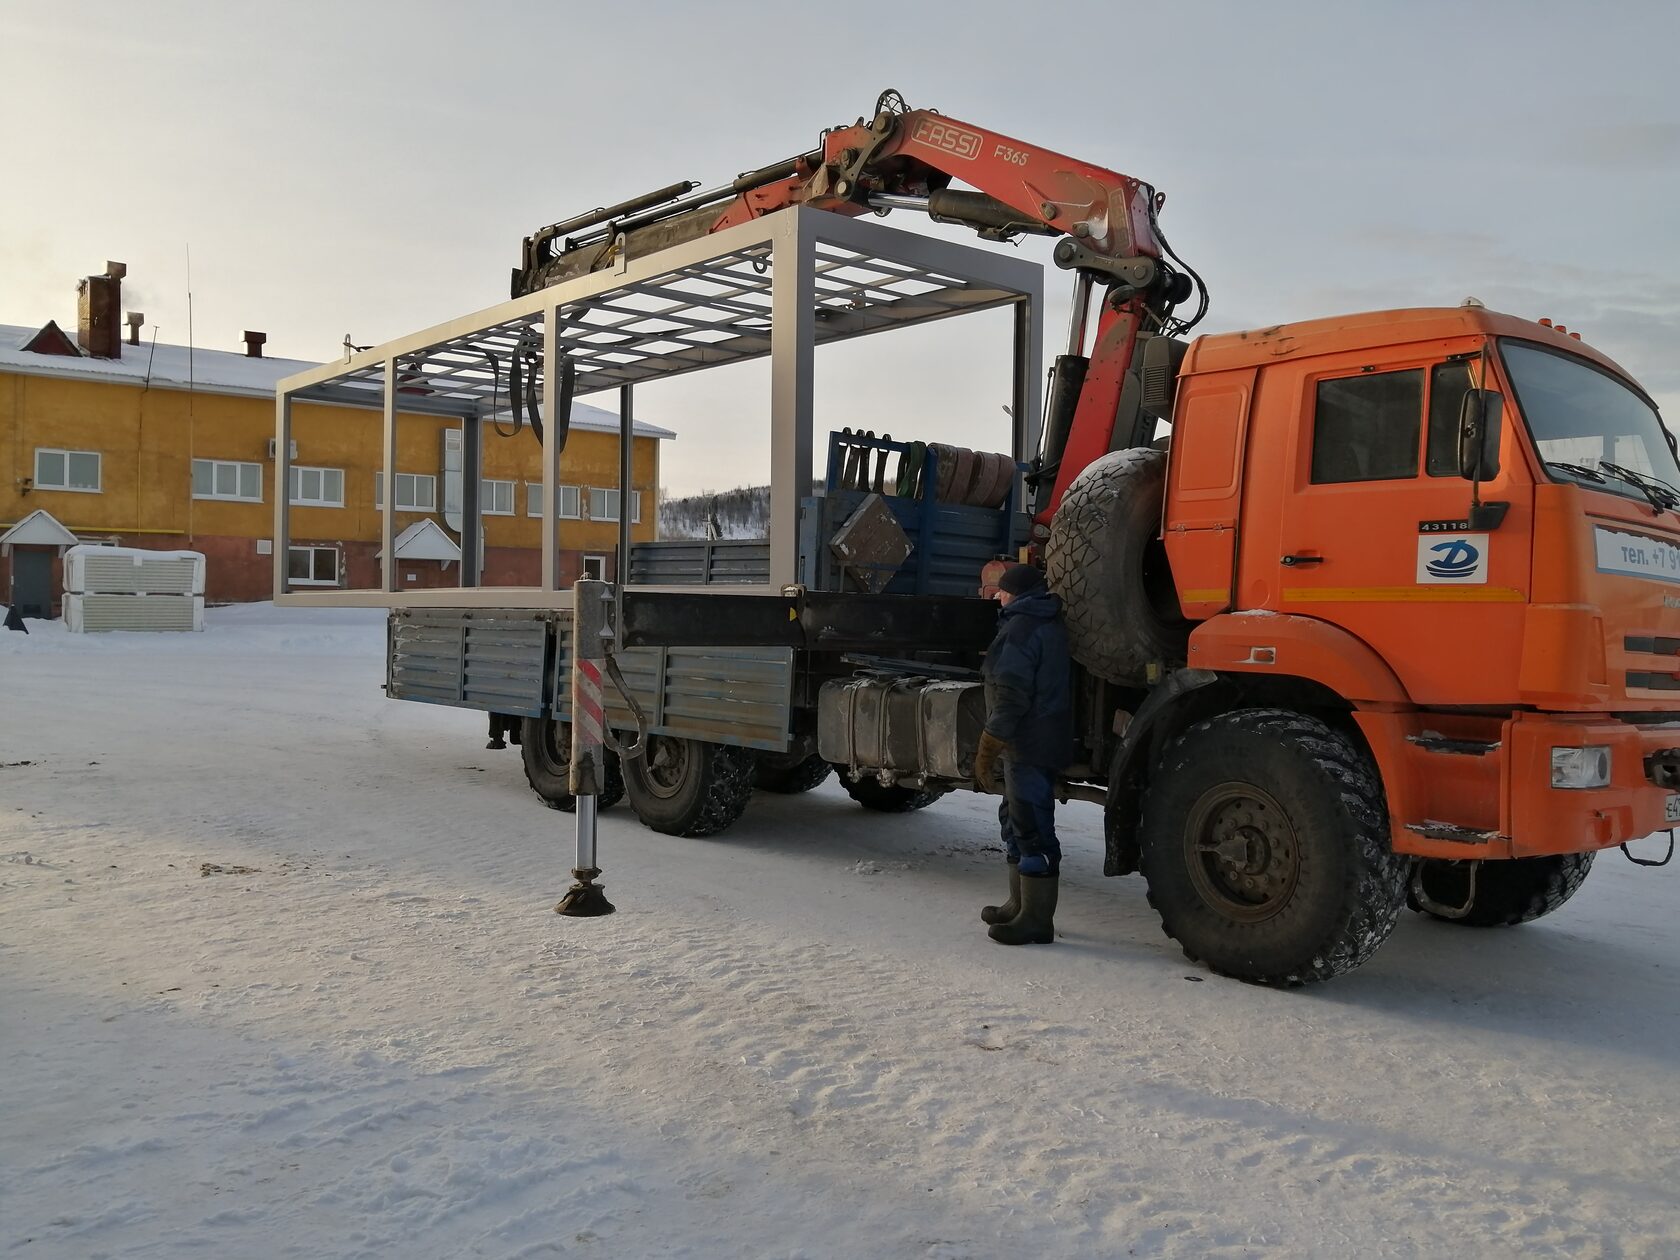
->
xmin=12 ymin=548 xmax=53 ymax=618
xmin=1266 ymin=353 xmax=1531 ymax=705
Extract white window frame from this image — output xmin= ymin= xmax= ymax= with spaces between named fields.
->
xmin=588 ymin=486 xmax=618 ymax=522
xmin=587 ymin=486 xmax=640 ymax=523
xmin=34 ymin=447 xmax=101 ymax=493
xmin=581 ymin=554 xmax=608 ymax=581
xmin=288 ymin=465 xmax=345 ymax=508
xmin=481 ymin=478 xmax=515 ymax=516
xmin=286 ymin=545 xmax=340 ymax=587
xmin=192 ymin=458 xmax=262 ymax=503
xmin=526 ymin=483 xmax=583 ymax=519
xmin=374 ymin=471 xmax=437 ymax=512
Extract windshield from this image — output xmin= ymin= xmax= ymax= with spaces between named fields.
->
xmin=1501 ymin=339 xmax=1679 ymax=492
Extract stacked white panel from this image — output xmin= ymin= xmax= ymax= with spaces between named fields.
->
xmin=62 ymin=545 xmax=207 ymax=632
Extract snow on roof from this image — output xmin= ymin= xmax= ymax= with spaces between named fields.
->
xmin=0 ymin=324 xmax=675 ymax=440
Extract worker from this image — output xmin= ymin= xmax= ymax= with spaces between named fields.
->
xmin=973 ymin=563 xmax=1072 ymax=945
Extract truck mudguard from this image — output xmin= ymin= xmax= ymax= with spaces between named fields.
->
xmin=1187 ymin=612 xmax=1412 ymax=705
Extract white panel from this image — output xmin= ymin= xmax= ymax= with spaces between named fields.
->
xmin=64 ymin=545 xmax=205 ymax=596
xmin=64 ymin=593 xmax=204 ymax=633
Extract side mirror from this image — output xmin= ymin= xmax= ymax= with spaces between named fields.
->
xmin=1458 ymin=389 xmax=1503 ymax=482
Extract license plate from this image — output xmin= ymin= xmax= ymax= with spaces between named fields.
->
xmin=1665 ymin=796 xmax=1680 ymax=823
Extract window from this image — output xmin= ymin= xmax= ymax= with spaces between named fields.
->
xmin=481 ymin=479 xmax=515 ymax=515
xmin=374 ymin=471 xmax=437 ymax=511
xmin=581 ymin=554 xmax=607 ymax=581
xmin=589 ymin=486 xmax=620 ymax=522
xmin=1310 ymin=369 xmax=1424 ymax=484
xmin=286 ymin=545 xmax=340 ymax=586
xmin=1425 ymin=360 xmax=1476 ymax=477
xmin=526 ymin=483 xmax=583 ymax=518
xmin=589 ymin=487 xmax=640 ymax=522
xmin=192 ymin=458 xmax=262 ymax=502
xmin=1503 ymin=339 xmax=1680 ymax=487
xmin=288 ymin=465 xmax=345 ymax=507
xmin=34 ymin=448 xmax=101 ymax=492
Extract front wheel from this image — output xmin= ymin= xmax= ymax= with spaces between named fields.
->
xmin=623 ymin=735 xmax=756 ymax=837
xmin=1139 ymin=709 xmax=1407 ymax=985
xmin=520 ymin=717 xmax=623 ymax=812
xmin=1409 ymin=853 xmax=1595 ymax=926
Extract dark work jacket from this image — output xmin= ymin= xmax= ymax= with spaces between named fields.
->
xmin=981 ymin=590 xmax=1073 ymax=769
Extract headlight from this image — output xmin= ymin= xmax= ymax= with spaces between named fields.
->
xmin=1551 ymin=746 xmax=1611 ymax=789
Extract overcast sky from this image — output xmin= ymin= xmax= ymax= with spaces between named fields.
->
xmin=3 ymin=1 xmax=1676 ymax=495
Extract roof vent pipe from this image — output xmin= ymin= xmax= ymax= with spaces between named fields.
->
xmin=243 ymin=330 xmax=267 ymax=358
xmin=127 ymin=311 xmax=144 ymax=346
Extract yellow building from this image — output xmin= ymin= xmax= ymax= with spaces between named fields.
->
xmin=0 ymin=266 xmax=670 ymax=616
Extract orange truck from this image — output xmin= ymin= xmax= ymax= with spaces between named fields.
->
xmin=1045 ymin=302 xmax=1679 ymax=983
xmin=381 ymin=91 xmax=1675 ymax=984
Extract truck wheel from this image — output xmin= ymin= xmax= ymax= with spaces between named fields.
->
xmin=519 ymin=717 xmax=623 ymax=812
xmin=754 ymin=752 xmax=833 ymax=794
xmin=1046 ymin=447 xmax=1190 ymax=685
xmin=838 ymin=773 xmax=946 ymax=812
xmin=1409 ymin=853 xmax=1595 ymax=927
xmin=1139 ymin=709 xmax=1408 ymax=985
xmin=623 ymin=735 xmax=756 ymax=837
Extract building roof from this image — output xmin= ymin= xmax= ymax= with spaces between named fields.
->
xmin=381 ymin=519 xmax=461 ymax=563
xmin=0 ymin=323 xmax=676 ymax=440
xmin=0 ymin=508 xmax=79 ymax=551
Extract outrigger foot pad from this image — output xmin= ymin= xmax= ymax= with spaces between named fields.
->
xmin=555 ymin=868 xmax=616 ymax=917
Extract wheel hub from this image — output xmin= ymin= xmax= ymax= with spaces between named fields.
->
xmin=1186 ymin=784 xmax=1301 ymax=922
xmin=642 ymin=736 xmax=690 ymax=798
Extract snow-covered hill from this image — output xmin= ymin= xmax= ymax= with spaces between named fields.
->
xmin=3 ymin=604 xmax=1677 ymax=1258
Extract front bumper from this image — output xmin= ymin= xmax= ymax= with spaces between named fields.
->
xmin=1505 ymin=713 xmax=1679 ymax=856
xmin=1358 ymin=709 xmax=1679 ymax=859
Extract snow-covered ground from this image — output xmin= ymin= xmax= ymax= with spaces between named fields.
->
xmin=2 ymin=604 xmax=1677 ymax=1259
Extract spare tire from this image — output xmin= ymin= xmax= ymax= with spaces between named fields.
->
xmin=1045 ymin=447 xmax=1190 ymax=685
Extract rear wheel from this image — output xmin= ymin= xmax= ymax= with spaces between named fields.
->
xmin=1139 ymin=709 xmax=1407 ymax=985
xmin=623 ymin=735 xmax=756 ymax=837
xmin=839 ymin=774 xmax=946 ymax=813
xmin=1409 ymin=853 xmax=1595 ymax=926
xmin=520 ymin=717 xmax=623 ymax=812
xmin=754 ymin=751 xmax=833 ymax=794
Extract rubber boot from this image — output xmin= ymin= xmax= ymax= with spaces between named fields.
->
xmin=987 ymin=874 xmax=1057 ymax=946
xmin=981 ymin=862 xmax=1021 ymax=925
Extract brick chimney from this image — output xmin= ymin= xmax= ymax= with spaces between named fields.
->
xmin=243 ymin=330 xmax=267 ymax=358
xmin=127 ymin=311 xmax=144 ymax=346
xmin=77 ymin=261 xmax=126 ymax=359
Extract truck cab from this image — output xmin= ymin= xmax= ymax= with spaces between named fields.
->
xmin=1163 ymin=305 xmax=1680 ymax=863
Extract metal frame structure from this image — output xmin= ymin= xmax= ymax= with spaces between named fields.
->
xmin=274 ymin=205 xmax=1043 ymax=608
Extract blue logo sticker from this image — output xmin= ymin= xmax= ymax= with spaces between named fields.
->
xmin=1425 ymin=539 xmax=1481 ymax=579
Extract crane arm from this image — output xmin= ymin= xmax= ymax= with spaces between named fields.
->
xmin=514 ymin=91 xmax=1204 ymax=521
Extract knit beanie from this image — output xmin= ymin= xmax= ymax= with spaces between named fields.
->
xmin=997 ymin=563 xmax=1047 ymax=596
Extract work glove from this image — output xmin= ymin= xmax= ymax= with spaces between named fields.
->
xmin=973 ymin=731 xmax=1006 ymax=794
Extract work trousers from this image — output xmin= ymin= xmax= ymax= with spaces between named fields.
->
xmin=998 ymin=757 xmax=1061 ymax=876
